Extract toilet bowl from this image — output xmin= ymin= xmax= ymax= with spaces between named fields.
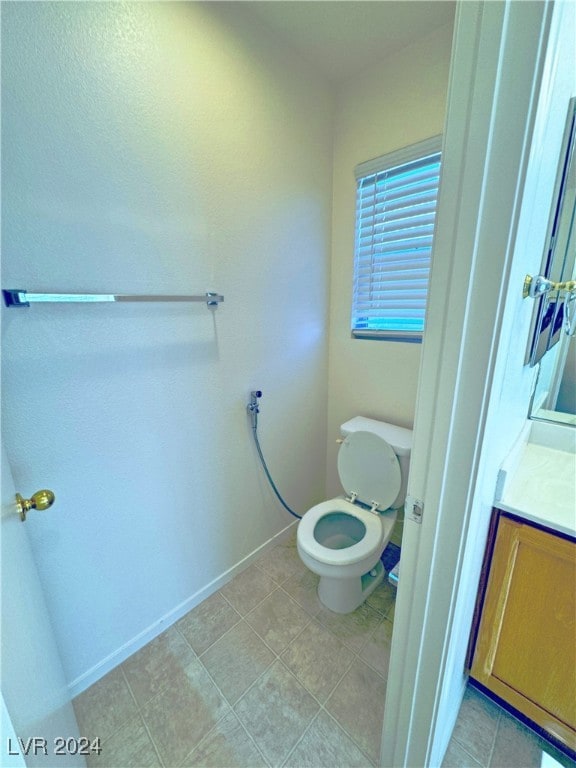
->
xmin=297 ymin=417 xmax=412 ymax=614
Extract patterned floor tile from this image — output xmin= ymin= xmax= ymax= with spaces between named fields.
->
xmin=280 ymin=620 xmax=354 ymax=703
xmin=141 ymin=658 xmax=230 ymax=766
xmin=283 ymin=710 xmax=374 ymax=768
xmin=316 ymin=599 xmax=382 ymax=653
xmin=220 ymin=565 xmax=277 ymax=616
xmin=121 ymin=626 xmax=196 ymax=707
xmin=200 ymin=620 xmax=276 ymax=704
xmin=245 ymin=588 xmax=311 ymax=654
xmin=450 ymin=687 xmax=500 ymax=766
xmin=87 ymin=714 xmax=161 ymax=768
xmin=73 ymin=666 xmax=138 ymax=743
xmin=255 ymin=538 xmax=303 ymax=584
xmin=182 ymin=711 xmax=267 ymax=768
xmin=177 ymin=591 xmax=241 ymax=654
xmin=324 ymin=658 xmax=387 ymax=765
xmin=358 ymin=617 xmax=393 ymax=677
xmin=365 ymin=580 xmax=396 ymax=617
xmin=234 ymin=660 xmax=319 ymax=766
xmin=281 ymin=569 xmax=323 ymax=617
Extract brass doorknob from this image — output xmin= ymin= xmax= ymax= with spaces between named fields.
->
xmin=15 ymin=490 xmax=55 ymax=522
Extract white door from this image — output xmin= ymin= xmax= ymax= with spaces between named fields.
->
xmin=1 ymin=443 xmax=85 ymax=767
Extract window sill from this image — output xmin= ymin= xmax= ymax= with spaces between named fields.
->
xmin=351 ymin=330 xmax=423 ymax=343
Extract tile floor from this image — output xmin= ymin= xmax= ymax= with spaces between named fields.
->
xmin=443 ymin=685 xmax=575 ymax=768
xmin=73 ymin=532 xmax=575 ymax=768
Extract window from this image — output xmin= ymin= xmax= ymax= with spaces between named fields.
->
xmin=351 ymin=136 xmax=442 ymax=341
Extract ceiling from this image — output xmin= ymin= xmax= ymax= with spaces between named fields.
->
xmin=242 ymin=1 xmax=456 ymax=84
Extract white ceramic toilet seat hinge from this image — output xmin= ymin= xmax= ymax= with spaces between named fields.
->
xmin=369 ymin=501 xmax=380 ymax=514
xmin=346 ymin=491 xmax=358 ymax=504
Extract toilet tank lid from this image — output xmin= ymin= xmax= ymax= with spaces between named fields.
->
xmin=340 ymin=416 xmax=413 ymax=456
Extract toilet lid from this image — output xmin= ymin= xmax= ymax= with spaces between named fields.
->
xmin=337 ymin=431 xmax=401 ymax=511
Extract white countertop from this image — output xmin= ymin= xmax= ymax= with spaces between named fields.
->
xmin=497 ymin=440 xmax=576 ymax=538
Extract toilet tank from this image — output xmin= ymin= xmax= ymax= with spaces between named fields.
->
xmin=340 ymin=416 xmax=413 ymax=510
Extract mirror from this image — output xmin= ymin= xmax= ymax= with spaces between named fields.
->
xmin=527 ymin=98 xmax=576 ymax=425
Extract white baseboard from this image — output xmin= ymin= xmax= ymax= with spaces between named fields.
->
xmin=68 ymin=520 xmax=298 ymax=698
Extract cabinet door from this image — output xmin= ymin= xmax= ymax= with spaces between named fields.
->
xmin=471 ymin=516 xmax=576 ymax=751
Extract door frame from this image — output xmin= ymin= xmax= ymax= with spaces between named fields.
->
xmin=380 ymin=1 xmax=563 ymax=765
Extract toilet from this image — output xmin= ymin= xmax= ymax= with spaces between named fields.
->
xmin=297 ymin=416 xmax=412 ymax=614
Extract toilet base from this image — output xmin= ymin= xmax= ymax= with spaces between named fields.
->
xmin=317 ymin=559 xmax=384 ymax=613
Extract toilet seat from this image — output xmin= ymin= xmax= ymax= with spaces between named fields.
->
xmin=297 ymin=498 xmax=385 ymax=566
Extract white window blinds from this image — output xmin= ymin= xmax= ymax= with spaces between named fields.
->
xmin=351 ymin=136 xmax=442 ymax=340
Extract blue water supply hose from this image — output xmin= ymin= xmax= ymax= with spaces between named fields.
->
xmin=248 ymin=391 xmax=301 ymax=520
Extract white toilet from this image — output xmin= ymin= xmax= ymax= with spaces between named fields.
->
xmin=297 ymin=416 xmax=412 ymax=614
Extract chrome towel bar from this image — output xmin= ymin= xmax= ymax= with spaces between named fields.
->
xmin=2 ymin=289 xmax=224 ymax=309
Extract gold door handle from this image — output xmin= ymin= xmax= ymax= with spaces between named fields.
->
xmin=15 ymin=490 xmax=55 ymax=522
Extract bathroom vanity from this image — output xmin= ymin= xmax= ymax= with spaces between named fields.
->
xmin=468 ymin=425 xmax=576 ymax=755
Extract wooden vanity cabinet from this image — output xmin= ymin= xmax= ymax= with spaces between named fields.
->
xmin=469 ymin=511 xmax=576 ymax=753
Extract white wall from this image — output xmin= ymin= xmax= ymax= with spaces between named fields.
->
xmin=1 ymin=1 xmax=333 ymax=692
xmin=325 ymin=23 xmax=454 ymax=516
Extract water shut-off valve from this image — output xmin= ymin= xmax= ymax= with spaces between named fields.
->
xmin=247 ymin=390 xmax=262 ymax=428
